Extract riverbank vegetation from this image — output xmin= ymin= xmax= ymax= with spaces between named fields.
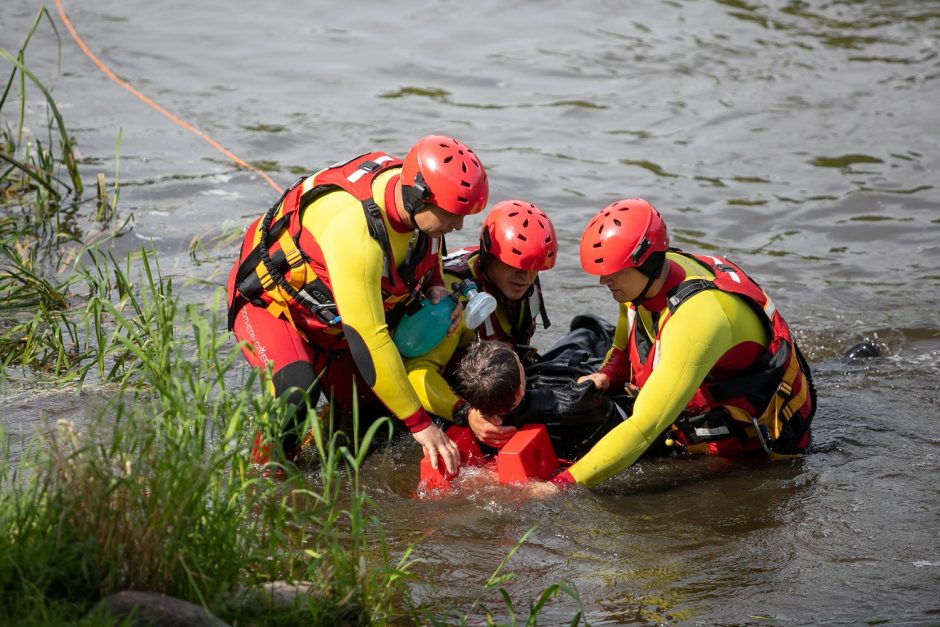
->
xmin=1 ymin=14 xmax=585 ymax=626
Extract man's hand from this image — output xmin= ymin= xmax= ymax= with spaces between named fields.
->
xmin=577 ymin=372 xmax=610 ymax=390
xmin=426 ymin=284 xmax=463 ymax=335
xmin=413 ymin=424 xmax=460 ymax=475
xmin=468 ymin=408 xmax=516 ymax=448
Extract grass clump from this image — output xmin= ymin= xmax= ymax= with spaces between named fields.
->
xmin=0 ymin=255 xmax=418 ymax=625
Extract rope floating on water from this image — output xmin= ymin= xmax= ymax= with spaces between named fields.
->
xmin=54 ymin=0 xmax=282 ymax=193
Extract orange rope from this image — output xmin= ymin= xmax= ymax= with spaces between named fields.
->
xmin=54 ymin=0 xmax=282 ymax=193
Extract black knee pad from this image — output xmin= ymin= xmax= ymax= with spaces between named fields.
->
xmin=272 ymin=361 xmax=321 ymax=454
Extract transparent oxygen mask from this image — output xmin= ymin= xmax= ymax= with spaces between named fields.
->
xmin=460 ymin=279 xmax=497 ymax=329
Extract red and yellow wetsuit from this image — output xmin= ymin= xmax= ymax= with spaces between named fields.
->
xmin=406 ymin=248 xmax=544 ymax=421
xmin=228 ymin=164 xmax=441 ymax=434
xmin=564 ymin=251 xmax=814 ymax=487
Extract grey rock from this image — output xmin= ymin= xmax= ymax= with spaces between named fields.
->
xmin=93 ymin=590 xmax=230 ymax=627
xmin=236 ymin=579 xmax=320 ymax=611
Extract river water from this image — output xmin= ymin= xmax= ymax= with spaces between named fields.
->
xmin=2 ymin=0 xmax=938 ymax=624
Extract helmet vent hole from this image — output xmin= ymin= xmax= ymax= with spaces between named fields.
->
xmin=443 ymin=156 xmax=453 ymax=163
xmin=461 ymin=162 xmax=467 ymax=173
xmin=613 ymin=218 xmax=622 ymax=227
xmin=460 ymin=180 xmax=471 ymax=188
xmin=594 ymin=257 xmax=603 ymax=264
xmin=457 ymin=196 xmax=468 ymax=203
xmin=518 ymin=234 xmax=528 ymax=242
xmin=592 ymin=241 xmax=602 ymax=249
xmin=512 ymin=248 xmax=523 ymax=256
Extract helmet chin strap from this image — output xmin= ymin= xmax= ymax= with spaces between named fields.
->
xmin=479 ymin=256 xmax=505 ymax=300
xmin=632 ymin=272 xmax=657 ymax=305
xmin=632 ymin=252 xmax=667 ymax=305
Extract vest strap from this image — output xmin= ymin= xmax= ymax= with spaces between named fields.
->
xmin=666 ymin=278 xmax=715 ymax=314
xmin=362 ymin=198 xmax=393 ymax=281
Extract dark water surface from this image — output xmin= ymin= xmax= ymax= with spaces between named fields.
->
xmin=2 ymin=0 xmax=939 ymax=623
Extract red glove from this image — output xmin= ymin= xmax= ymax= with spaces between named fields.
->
xmin=550 ymin=469 xmax=576 ymax=486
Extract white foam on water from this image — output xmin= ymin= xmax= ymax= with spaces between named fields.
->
xmin=200 ymin=188 xmax=240 ymax=199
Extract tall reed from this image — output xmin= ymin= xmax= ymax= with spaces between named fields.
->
xmin=1 ymin=8 xmax=112 ymax=379
xmin=1 ymin=8 xmax=82 ymax=230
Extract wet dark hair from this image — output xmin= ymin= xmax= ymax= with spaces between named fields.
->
xmin=455 ymin=341 xmax=522 ymax=416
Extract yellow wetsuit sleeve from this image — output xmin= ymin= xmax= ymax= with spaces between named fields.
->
xmin=406 ymin=323 xmax=472 ymax=419
xmin=301 ymin=174 xmax=425 ymax=423
xmin=567 ymin=289 xmax=767 ymax=487
xmin=405 ymin=271 xmax=476 ymax=419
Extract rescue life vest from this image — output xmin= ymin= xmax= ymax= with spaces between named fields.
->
xmin=443 ymin=246 xmax=550 ymax=346
xmin=627 ymin=249 xmax=816 ymax=456
xmin=227 ymin=152 xmax=441 ymax=345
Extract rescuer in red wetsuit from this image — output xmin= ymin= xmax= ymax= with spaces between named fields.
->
xmin=226 ymin=135 xmax=489 ymax=474
xmin=405 ymin=200 xmax=557 ymax=447
xmin=552 ymin=199 xmax=816 ymax=488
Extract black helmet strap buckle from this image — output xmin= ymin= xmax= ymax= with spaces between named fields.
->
xmin=480 ymin=226 xmax=493 ymax=256
xmin=402 ymin=171 xmax=431 ymax=216
xmin=630 ymin=236 xmax=651 ymax=265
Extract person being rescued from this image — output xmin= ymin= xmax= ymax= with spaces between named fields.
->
xmin=226 ymin=135 xmax=490 ymax=476
xmin=404 ymin=200 xmax=558 ymax=448
xmin=454 ymin=334 xmax=628 ymax=462
xmin=550 ymin=198 xmax=817 ymax=488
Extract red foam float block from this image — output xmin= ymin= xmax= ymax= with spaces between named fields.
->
xmin=418 ymin=425 xmax=486 ymax=491
xmin=250 ymin=430 xmax=270 ymax=466
xmin=445 ymin=425 xmax=485 ymax=466
xmin=496 ymin=424 xmax=559 ymax=484
xmin=419 ymin=455 xmax=458 ymax=491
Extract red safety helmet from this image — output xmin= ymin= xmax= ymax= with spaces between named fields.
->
xmin=481 ymin=200 xmax=557 ymax=271
xmin=579 ymin=198 xmax=669 ymax=276
xmin=401 ymin=135 xmax=488 ymax=216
